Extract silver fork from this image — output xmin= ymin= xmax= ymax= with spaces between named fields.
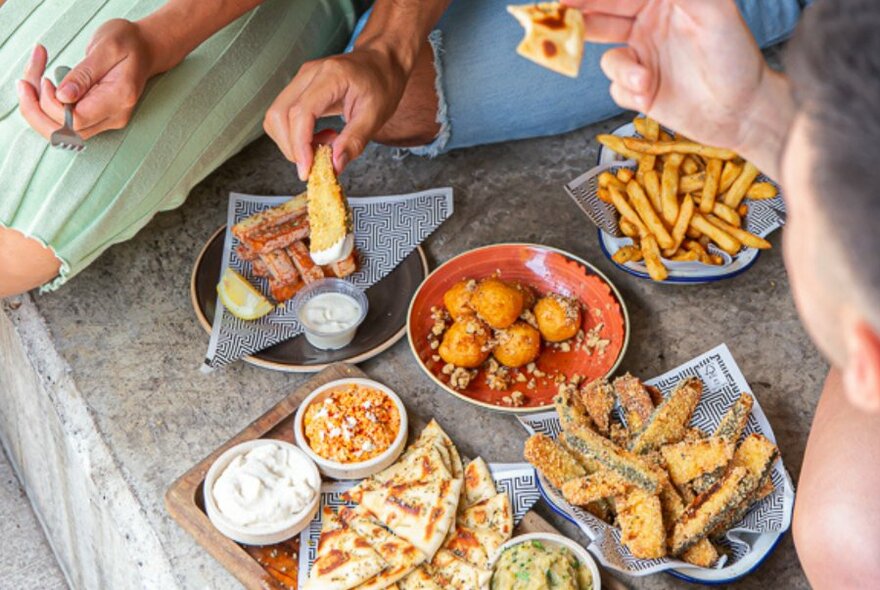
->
xmin=49 ymin=66 xmax=85 ymax=152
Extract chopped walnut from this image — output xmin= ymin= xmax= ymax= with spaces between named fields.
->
xmin=502 ymin=391 xmax=526 ymax=407
xmin=431 ymin=354 xmax=441 ymax=362
xmin=441 ymin=363 xmax=455 ymax=375
xmin=584 ymin=323 xmax=610 ymax=356
xmin=526 ymin=362 xmax=537 ymax=374
xmin=559 ymin=342 xmax=571 ymax=353
xmin=527 ymin=379 xmax=536 ymax=390
xmin=515 ymin=373 xmax=528 ymax=383
xmin=449 ymin=367 xmax=476 ymax=390
xmin=533 ymin=368 xmax=546 ymax=378
xmin=520 ymin=309 xmax=539 ymax=329
xmin=430 ymin=339 xmax=440 ymax=350
xmin=570 ymin=374 xmax=583 ymax=386
xmin=485 ymin=358 xmax=511 ymax=391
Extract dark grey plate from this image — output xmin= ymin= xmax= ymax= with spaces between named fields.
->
xmin=191 ymin=226 xmax=429 ymax=372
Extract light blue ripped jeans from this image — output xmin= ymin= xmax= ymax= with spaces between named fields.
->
xmin=348 ymin=0 xmax=810 ymax=156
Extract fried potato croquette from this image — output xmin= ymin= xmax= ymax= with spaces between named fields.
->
xmin=534 ymin=294 xmax=582 ymax=342
xmin=471 ymin=278 xmax=525 ymax=329
xmin=443 ymin=279 xmax=476 ymax=320
xmin=438 ymin=318 xmax=492 ymax=368
xmin=493 ymin=322 xmax=541 ymax=368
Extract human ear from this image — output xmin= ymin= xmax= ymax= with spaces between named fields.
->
xmin=842 ymin=320 xmax=880 ymax=413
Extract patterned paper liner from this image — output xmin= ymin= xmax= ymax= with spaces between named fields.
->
xmin=518 ymin=344 xmax=795 ymax=577
xmin=297 ymin=463 xmax=541 ymax=582
xmin=203 ymin=189 xmax=454 ymax=370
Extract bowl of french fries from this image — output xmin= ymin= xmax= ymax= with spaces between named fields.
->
xmin=566 ymin=117 xmax=786 ymax=283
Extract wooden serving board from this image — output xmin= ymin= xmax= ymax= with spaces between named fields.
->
xmin=166 ymin=363 xmax=627 ymax=590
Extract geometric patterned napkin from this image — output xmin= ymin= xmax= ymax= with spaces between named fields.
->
xmin=519 ymin=344 xmax=796 ymax=576
xmin=203 ymin=188 xmax=454 ymax=370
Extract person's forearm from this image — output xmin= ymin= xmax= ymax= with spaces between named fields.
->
xmin=734 ymin=66 xmax=796 ymax=182
xmin=137 ymin=0 xmax=265 ymax=75
xmin=353 ymin=0 xmax=453 ymax=76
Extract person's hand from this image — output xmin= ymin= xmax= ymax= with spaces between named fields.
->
xmin=263 ymin=48 xmax=410 ymax=180
xmin=565 ymin=0 xmax=771 ymax=152
xmin=17 ymin=19 xmax=157 ymax=140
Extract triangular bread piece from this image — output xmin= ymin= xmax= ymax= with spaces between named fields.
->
xmin=417 ymin=420 xmax=463 ymax=479
xmin=399 ymin=566 xmax=442 ymax=590
xmin=304 ymin=506 xmax=387 ymax=590
xmin=506 ymin=3 xmax=585 ymax=78
xmin=429 ymin=549 xmax=492 ymax=589
xmin=459 ymin=492 xmax=514 ymax=539
xmin=463 ymin=457 xmax=496 ymax=509
xmin=340 ymin=506 xmax=427 ymax=590
xmin=345 ymin=442 xmax=453 ymax=504
xmin=442 ymin=523 xmax=506 ymax=569
xmin=358 ymin=479 xmax=462 ymax=558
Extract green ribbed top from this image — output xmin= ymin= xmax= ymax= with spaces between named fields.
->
xmin=0 ymin=0 xmax=356 ymax=291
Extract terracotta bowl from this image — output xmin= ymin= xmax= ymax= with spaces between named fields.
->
xmin=407 ymin=244 xmax=629 ymax=413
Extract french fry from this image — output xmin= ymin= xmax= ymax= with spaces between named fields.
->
xmin=709 ymin=254 xmax=725 ymax=265
xmin=641 ymin=235 xmax=668 ymax=281
xmin=723 ymin=162 xmax=760 ymax=208
xmin=706 ymin=215 xmax=772 ymax=249
xmin=664 ymin=195 xmax=695 ymax=256
xmin=598 ymin=171 xmax=615 ymax=188
xmin=746 ymin=182 xmax=778 ymax=200
xmin=644 ymin=170 xmax=662 ymax=212
xmin=712 ymin=203 xmax=742 ymax=227
xmin=609 ymin=184 xmax=649 ymax=237
xmin=661 ymin=153 xmax=685 ymax=225
xmin=670 ymin=250 xmax=699 ymax=262
xmin=684 ymin=240 xmax=713 ymax=265
xmin=700 ymin=159 xmax=723 ymax=214
xmin=719 ymin=161 xmax=744 ymax=194
xmin=659 ymin=130 xmax=674 ymax=142
xmin=619 ymin=218 xmax=639 ymax=238
xmin=622 ymin=138 xmax=738 ymax=160
xmin=679 ymin=172 xmax=706 ymax=194
xmin=597 ymin=134 xmax=643 ymax=161
xmin=627 ymin=180 xmax=675 ymax=250
xmin=690 ymin=213 xmax=742 ymax=255
xmin=686 ymin=227 xmax=702 ymax=240
xmin=682 ymin=156 xmax=700 ymax=175
xmin=635 ymin=118 xmax=660 ymax=181
xmin=613 ymin=245 xmax=644 ymax=264
xmin=738 ymin=204 xmax=749 ymax=216
xmin=617 ymin=168 xmax=635 ymax=184
xmin=597 ymin=187 xmax=612 ymax=204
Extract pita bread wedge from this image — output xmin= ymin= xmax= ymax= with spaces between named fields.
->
xmin=430 ymin=549 xmax=493 ymax=589
xmin=399 ymin=566 xmax=442 ymax=590
xmin=345 ymin=442 xmax=453 ymax=504
xmin=463 ymin=457 xmax=496 ymax=509
xmin=459 ymin=492 xmax=513 ymax=539
xmin=358 ymin=478 xmax=462 ymax=559
xmin=506 ymin=3 xmax=585 ymax=78
xmin=417 ymin=420 xmax=464 ymax=479
xmin=442 ymin=523 xmax=506 ymax=569
xmin=340 ymin=506 xmax=427 ymax=590
xmin=304 ymin=507 xmax=387 ymax=590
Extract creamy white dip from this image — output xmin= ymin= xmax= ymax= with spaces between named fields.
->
xmin=212 ymin=443 xmax=317 ymax=529
xmin=299 ymin=292 xmax=363 ymax=349
xmin=310 ymin=233 xmax=354 ymax=265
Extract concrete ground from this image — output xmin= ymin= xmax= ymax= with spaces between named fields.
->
xmin=0 ymin=447 xmax=67 ymax=589
xmin=0 ymin=109 xmax=824 ymax=589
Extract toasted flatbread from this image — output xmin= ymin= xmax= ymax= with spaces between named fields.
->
xmin=463 ymin=457 xmax=496 ymax=508
xmin=506 ymin=3 xmax=585 ymax=78
xmin=417 ymin=420 xmax=464 ymax=479
xmin=430 ymin=549 xmax=493 ymax=589
xmin=459 ymin=492 xmax=513 ymax=539
xmin=399 ymin=566 xmax=442 ymax=590
xmin=442 ymin=523 xmax=506 ymax=569
xmin=358 ymin=479 xmax=462 ymax=559
xmin=340 ymin=506 xmax=427 ymax=590
xmin=304 ymin=507 xmax=387 ymax=590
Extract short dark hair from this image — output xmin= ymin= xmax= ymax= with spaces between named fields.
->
xmin=786 ymin=0 xmax=880 ymax=302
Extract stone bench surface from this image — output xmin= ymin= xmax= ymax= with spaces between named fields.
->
xmin=0 ymin=115 xmax=820 ymax=589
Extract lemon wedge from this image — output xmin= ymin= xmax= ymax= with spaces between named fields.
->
xmin=217 ymin=268 xmax=274 ymax=321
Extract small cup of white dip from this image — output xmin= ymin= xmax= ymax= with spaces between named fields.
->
xmin=204 ymin=439 xmax=321 ymax=545
xmin=292 ymin=278 xmax=369 ymax=350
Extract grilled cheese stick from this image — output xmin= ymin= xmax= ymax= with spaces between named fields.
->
xmin=562 ymin=430 xmax=660 ymax=493
xmin=580 ymin=379 xmax=615 ymax=435
xmin=692 ymin=394 xmax=755 ymax=493
xmin=661 ymin=437 xmax=735 ymax=487
xmin=616 ymin=490 xmax=666 ymax=559
xmin=561 ymin=472 xmax=629 ymax=506
xmin=554 ymin=383 xmax=595 ymax=434
xmin=613 ymin=374 xmax=655 ymax=432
